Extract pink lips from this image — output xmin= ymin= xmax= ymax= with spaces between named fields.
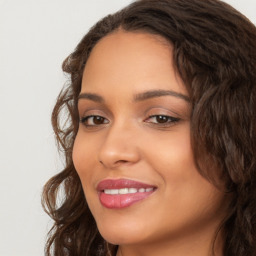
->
xmin=97 ymin=179 xmax=156 ymax=209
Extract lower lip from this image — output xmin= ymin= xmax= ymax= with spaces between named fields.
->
xmin=99 ymin=191 xmax=154 ymax=209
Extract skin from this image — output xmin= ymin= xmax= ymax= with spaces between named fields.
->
xmin=73 ymin=30 xmax=229 ymax=256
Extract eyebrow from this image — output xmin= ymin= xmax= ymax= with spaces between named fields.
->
xmin=133 ymin=89 xmax=190 ymax=102
xmin=78 ymin=89 xmax=190 ymax=103
xmin=78 ymin=93 xmax=104 ymax=102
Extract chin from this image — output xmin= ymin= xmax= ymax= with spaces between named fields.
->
xmin=99 ymin=228 xmax=138 ymax=245
xmin=97 ymin=218 xmax=150 ymax=245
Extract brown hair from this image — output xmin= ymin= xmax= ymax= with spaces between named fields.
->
xmin=42 ymin=0 xmax=256 ymax=255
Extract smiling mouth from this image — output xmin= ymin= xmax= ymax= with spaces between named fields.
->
xmin=104 ymin=187 xmax=154 ymax=195
xmin=97 ymin=179 xmax=157 ymax=209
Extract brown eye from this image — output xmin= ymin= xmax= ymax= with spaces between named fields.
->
xmin=155 ymin=115 xmax=169 ymax=123
xmin=80 ymin=115 xmax=109 ymax=126
xmin=145 ymin=115 xmax=180 ymax=126
xmin=93 ymin=116 xmax=105 ymax=124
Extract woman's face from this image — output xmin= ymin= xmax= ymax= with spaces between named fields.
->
xmin=73 ymin=30 xmax=228 ymax=250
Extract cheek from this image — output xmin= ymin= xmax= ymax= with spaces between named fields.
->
xmin=72 ymin=132 xmax=95 ymax=184
xmin=72 ymin=134 xmax=84 ymax=177
xmin=148 ymin=125 xmax=194 ymax=184
xmin=146 ymin=126 xmax=224 ymax=216
xmin=72 ymin=132 xmax=100 ymax=209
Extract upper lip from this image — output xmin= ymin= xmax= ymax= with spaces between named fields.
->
xmin=97 ymin=178 xmax=156 ymax=191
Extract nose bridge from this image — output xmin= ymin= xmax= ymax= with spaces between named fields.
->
xmin=98 ymin=120 xmax=140 ymax=168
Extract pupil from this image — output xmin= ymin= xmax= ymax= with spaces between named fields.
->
xmin=94 ymin=116 xmax=104 ymax=124
xmin=156 ymin=116 xmax=168 ymax=123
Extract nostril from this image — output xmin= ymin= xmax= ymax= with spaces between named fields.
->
xmin=117 ymin=160 xmax=128 ymax=164
xmin=99 ymin=159 xmax=129 ymax=167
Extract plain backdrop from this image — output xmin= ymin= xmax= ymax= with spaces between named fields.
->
xmin=0 ymin=1 xmax=255 ymax=256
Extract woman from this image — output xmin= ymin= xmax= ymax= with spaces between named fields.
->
xmin=42 ymin=0 xmax=256 ymax=255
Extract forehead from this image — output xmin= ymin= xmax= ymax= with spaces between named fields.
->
xmin=81 ymin=30 xmax=187 ymax=96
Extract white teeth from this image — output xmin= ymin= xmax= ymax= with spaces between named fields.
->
xmin=128 ymin=188 xmax=137 ymax=193
xmin=104 ymin=189 xmax=118 ymax=195
xmin=104 ymin=188 xmax=154 ymax=195
xmin=119 ymin=188 xmax=129 ymax=194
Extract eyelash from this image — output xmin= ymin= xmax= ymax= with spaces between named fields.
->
xmin=80 ymin=115 xmax=109 ymax=127
xmin=80 ymin=114 xmax=180 ymax=128
xmin=145 ymin=115 xmax=180 ymax=127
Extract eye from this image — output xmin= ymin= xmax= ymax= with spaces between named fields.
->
xmin=145 ymin=115 xmax=180 ymax=126
xmin=80 ymin=115 xmax=109 ymax=127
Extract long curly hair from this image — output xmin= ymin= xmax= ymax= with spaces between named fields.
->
xmin=42 ymin=0 xmax=256 ymax=255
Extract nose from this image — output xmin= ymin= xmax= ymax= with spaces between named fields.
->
xmin=98 ymin=123 xmax=140 ymax=169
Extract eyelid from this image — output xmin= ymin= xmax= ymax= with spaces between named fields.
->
xmin=144 ymin=114 xmax=180 ymax=125
xmin=78 ymin=106 xmax=109 ymax=119
xmin=78 ymin=107 xmax=110 ymax=128
xmin=77 ymin=102 xmax=112 ymax=118
xmin=146 ymin=105 xmax=182 ymax=116
xmin=79 ymin=115 xmax=107 ymax=123
xmin=80 ymin=115 xmax=109 ymax=129
xmin=142 ymin=106 xmax=183 ymax=128
xmin=143 ymin=107 xmax=182 ymax=118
